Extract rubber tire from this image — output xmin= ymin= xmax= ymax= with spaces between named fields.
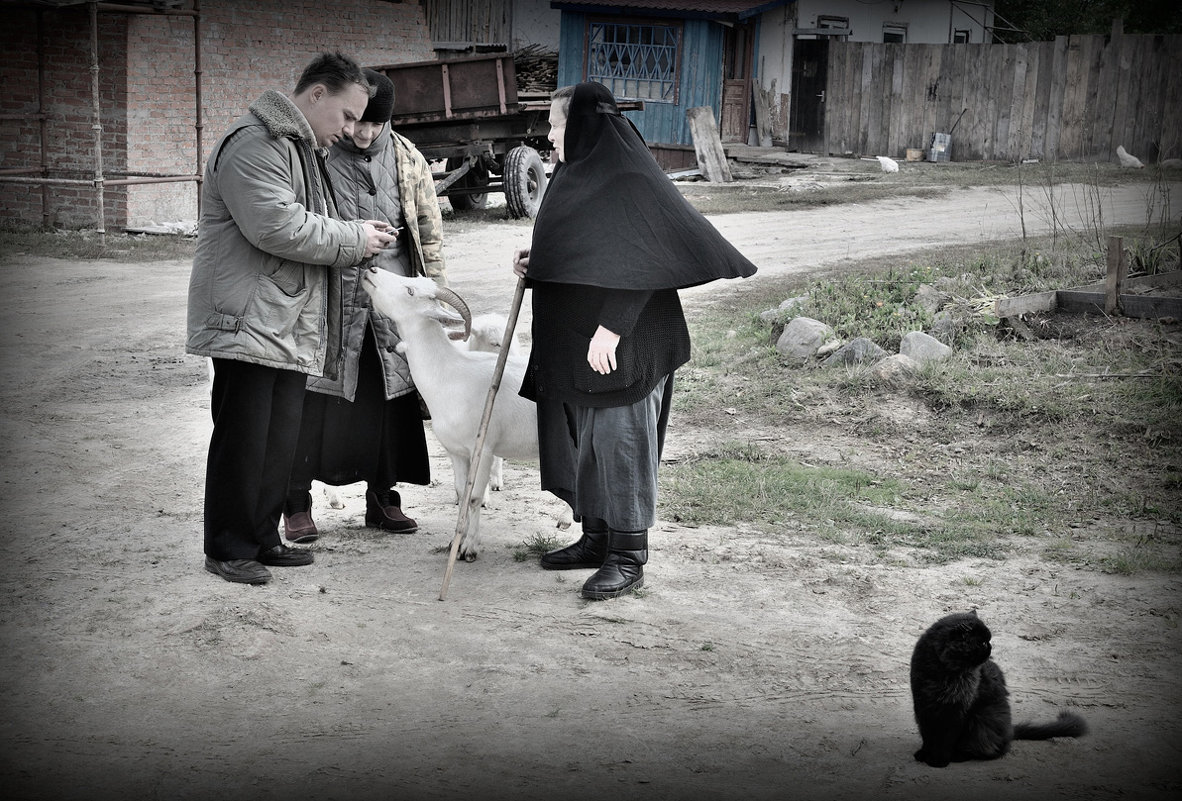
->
xmin=504 ymin=145 xmax=548 ymax=219
xmin=445 ymin=157 xmax=489 ymax=211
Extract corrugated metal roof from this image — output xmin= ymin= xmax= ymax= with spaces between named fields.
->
xmin=552 ymin=1 xmax=794 ymax=21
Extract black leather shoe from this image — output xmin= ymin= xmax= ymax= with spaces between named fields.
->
xmin=258 ymin=544 xmax=314 ymax=567
xmin=204 ymin=556 xmax=271 ymax=585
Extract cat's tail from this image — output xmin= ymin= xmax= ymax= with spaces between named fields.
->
xmin=1013 ymin=710 xmax=1088 ymax=740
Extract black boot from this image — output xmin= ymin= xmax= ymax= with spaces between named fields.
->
xmin=581 ymin=530 xmax=647 ymax=600
xmin=540 ymin=518 xmax=608 ymax=570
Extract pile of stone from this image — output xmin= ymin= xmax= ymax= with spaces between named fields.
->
xmin=763 ymin=285 xmax=957 ymax=381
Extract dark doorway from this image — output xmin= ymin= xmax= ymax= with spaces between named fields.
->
xmin=790 ymin=37 xmax=829 ymax=152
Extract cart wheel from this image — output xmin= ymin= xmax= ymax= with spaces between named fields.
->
xmin=445 ymin=157 xmax=488 ymax=211
xmin=504 ymin=146 xmax=548 ymax=219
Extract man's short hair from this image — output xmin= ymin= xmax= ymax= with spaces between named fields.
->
xmin=295 ymin=52 xmax=374 ymax=98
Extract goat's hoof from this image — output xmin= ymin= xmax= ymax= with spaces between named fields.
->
xmin=461 ymin=552 xmax=477 ymax=563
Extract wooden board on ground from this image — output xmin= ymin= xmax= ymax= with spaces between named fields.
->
xmin=687 ymin=106 xmax=733 ymax=183
xmin=996 ymin=270 xmax=1181 ymax=320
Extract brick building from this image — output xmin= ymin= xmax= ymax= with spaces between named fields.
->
xmin=0 ymin=0 xmax=435 ymax=231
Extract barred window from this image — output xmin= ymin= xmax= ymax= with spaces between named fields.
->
xmin=586 ymin=21 xmax=680 ymax=103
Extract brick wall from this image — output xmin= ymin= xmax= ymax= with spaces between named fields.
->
xmin=1 ymin=6 xmax=129 ymax=229
xmin=1 ymin=0 xmax=434 ymax=230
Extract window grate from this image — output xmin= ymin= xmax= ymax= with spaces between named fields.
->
xmin=586 ymin=22 xmax=679 ymax=103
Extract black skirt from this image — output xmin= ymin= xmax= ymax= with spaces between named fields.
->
xmin=289 ymin=327 xmax=430 ymax=494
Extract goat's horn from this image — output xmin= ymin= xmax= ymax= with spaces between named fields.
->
xmin=433 ymin=286 xmax=472 ymax=341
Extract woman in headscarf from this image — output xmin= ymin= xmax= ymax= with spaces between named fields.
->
xmin=513 ymin=82 xmax=756 ymax=600
xmin=283 ymin=68 xmax=447 ymax=543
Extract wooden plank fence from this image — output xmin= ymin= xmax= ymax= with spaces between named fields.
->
xmin=421 ymin=0 xmax=512 ymax=47
xmin=824 ymin=34 xmax=1182 ymax=164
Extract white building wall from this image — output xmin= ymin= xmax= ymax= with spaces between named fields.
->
xmin=793 ymin=0 xmax=993 ymax=44
xmin=757 ymin=5 xmax=796 ymax=145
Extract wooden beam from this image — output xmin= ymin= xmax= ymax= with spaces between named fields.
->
xmin=1104 ymin=235 xmax=1128 ymax=315
xmin=1057 ymin=290 xmax=1182 ymax=318
xmin=996 ymin=290 xmax=1058 ymax=318
xmin=994 ymin=270 xmax=1182 ymax=319
xmin=686 ymin=106 xmax=732 ymax=183
xmin=752 ymin=83 xmax=773 ymax=148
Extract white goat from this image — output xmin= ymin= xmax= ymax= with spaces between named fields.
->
xmin=361 ymin=269 xmax=540 ymax=559
xmin=456 ymin=312 xmax=523 ymax=493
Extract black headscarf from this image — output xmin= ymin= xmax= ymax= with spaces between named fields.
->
xmin=526 ymin=82 xmax=757 ymax=290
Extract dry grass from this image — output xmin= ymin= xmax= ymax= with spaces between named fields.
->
xmin=664 ymin=229 xmax=1182 ymax=574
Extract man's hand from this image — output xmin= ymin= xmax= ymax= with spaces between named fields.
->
xmin=588 ymin=326 xmax=620 ymax=375
xmin=362 ymin=222 xmax=397 ymax=258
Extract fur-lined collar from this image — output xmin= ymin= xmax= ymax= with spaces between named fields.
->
xmin=249 ymin=89 xmax=317 ymax=146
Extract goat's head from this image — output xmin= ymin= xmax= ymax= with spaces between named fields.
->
xmin=361 ymin=269 xmax=472 ymax=341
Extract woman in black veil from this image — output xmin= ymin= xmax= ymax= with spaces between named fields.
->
xmin=513 ymin=82 xmax=756 ymax=600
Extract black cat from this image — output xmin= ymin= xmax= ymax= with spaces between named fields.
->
xmin=909 ymin=610 xmax=1088 ymax=768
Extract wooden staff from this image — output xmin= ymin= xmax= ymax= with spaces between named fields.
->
xmin=440 ymin=276 xmax=527 ymax=600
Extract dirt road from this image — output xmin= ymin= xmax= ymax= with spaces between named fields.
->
xmin=443 ymin=180 xmax=1179 ymax=318
xmin=1 ymin=180 xmax=1179 ymax=801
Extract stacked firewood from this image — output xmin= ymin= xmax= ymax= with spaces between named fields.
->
xmin=514 ymin=44 xmax=558 ymax=95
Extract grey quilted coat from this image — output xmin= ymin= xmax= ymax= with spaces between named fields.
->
xmin=186 ymin=90 xmax=369 ymax=378
xmin=306 ymin=125 xmax=448 ymax=401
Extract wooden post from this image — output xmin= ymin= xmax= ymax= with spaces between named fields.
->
xmin=1104 ymin=235 xmax=1127 ymax=315
xmin=686 ymin=106 xmax=732 ymax=182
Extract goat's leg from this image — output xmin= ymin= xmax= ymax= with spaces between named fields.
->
xmin=450 ymin=452 xmax=470 ymax=505
xmin=457 ymin=448 xmax=496 ymax=561
xmin=488 ymin=455 xmax=504 ymax=492
xmin=314 ymin=479 xmax=346 ymax=509
xmin=453 ymin=452 xmax=491 ymax=508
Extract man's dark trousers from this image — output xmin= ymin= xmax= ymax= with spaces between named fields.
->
xmin=205 ymin=358 xmax=306 ymax=560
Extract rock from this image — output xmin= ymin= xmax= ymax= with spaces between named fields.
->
xmin=913 ymin=283 xmax=949 ymax=314
xmin=899 ymin=331 xmax=953 ymax=364
xmin=870 ymin=353 xmax=920 ymax=383
xmin=928 ymin=310 xmax=962 ymax=343
xmin=822 ymin=336 xmax=888 ymax=367
xmin=775 ymin=317 xmax=833 ymax=363
xmin=759 ymin=295 xmax=809 ymax=324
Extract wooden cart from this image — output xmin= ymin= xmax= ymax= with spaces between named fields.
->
xmin=371 ymin=54 xmax=552 ymax=219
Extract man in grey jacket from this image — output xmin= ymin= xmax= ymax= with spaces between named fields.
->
xmin=187 ymin=52 xmax=396 ymax=584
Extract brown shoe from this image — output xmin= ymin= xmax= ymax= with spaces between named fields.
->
xmin=284 ymin=491 xmax=318 ymax=543
xmin=365 ymin=489 xmax=418 ymax=533
xmin=283 ymin=511 xmax=318 ymax=543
